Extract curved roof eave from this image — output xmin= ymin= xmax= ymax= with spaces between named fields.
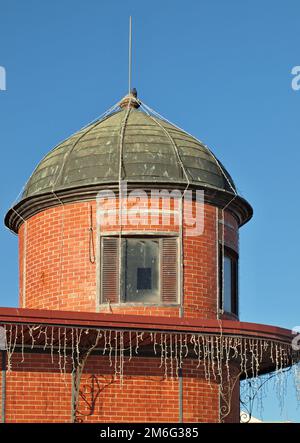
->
xmin=4 ymin=181 xmax=253 ymax=233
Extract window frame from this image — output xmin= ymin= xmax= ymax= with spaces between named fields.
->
xmin=99 ymin=233 xmax=180 ymax=307
xmin=219 ymin=245 xmax=239 ymax=316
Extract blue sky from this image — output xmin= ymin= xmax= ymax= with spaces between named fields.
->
xmin=0 ymin=0 xmax=299 ymax=422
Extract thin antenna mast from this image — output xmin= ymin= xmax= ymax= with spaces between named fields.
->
xmin=128 ymin=16 xmax=132 ymax=94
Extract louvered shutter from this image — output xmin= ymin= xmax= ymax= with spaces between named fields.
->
xmin=101 ymin=237 xmax=119 ymax=303
xmin=161 ymin=237 xmax=178 ymax=304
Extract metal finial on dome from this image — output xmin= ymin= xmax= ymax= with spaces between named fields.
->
xmin=120 ymin=17 xmax=140 ymax=109
xmin=119 ymin=89 xmax=140 ymax=109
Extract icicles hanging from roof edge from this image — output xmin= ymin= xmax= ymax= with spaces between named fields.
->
xmin=1 ymin=323 xmax=300 ymax=399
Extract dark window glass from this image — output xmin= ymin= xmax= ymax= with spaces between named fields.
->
xmin=123 ymin=239 xmax=160 ymax=303
xmin=224 ymin=256 xmax=232 ymax=312
xmin=219 ymin=247 xmax=238 ymax=315
xmin=137 ymin=267 xmax=152 ymax=290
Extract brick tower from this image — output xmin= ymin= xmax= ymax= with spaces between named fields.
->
xmin=0 ymin=92 xmax=298 ymax=423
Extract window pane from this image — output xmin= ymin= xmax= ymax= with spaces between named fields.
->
xmin=137 ymin=268 xmax=152 ymax=290
xmin=123 ymin=239 xmax=160 ymax=303
xmin=224 ymin=256 xmax=232 ymax=312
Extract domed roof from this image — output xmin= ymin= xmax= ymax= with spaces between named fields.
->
xmin=5 ymin=94 xmax=253 ymax=232
xmin=22 ymin=107 xmax=236 ymax=198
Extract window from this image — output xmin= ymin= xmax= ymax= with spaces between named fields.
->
xmin=123 ymin=239 xmax=159 ymax=303
xmin=101 ymin=236 xmax=178 ymax=305
xmin=219 ymin=247 xmax=238 ymax=315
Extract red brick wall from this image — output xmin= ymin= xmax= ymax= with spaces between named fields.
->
xmin=4 ymin=353 xmax=71 ymax=423
xmin=2 ymin=352 xmax=223 ymax=423
xmin=19 ymin=223 xmax=25 ymax=308
xmin=183 ymin=202 xmax=217 ymax=319
xmin=77 ymin=356 xmax=180 ymax=422
xmin=19 ymin=203 xmax=97 ymax=312
xmin=77 ymin=356 xmax=220 ymax=423
xmin=181 ymin=359 xmax=220 ymax=422
xmin=18 ymin=198 xmax=239 ymax=319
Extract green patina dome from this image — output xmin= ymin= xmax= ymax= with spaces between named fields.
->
xmin=23 ymin=106 xmax=236 ymax=198
xmin=5 ymin=94 xmax=253 ymax=232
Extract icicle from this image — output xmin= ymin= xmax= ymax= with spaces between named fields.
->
xmin=159 ymin=333 xmax=164 ymax=368
xmin=254 ymin=340 xmax=260 ymax=378
xmin=225 ymin=336 xmax=230 ymax=383
xmin=239 ymin=338 xmax=244 ymax=375
xmin=153 ymin=332 xmax=157 ymax=356
xmin=258 ymin=339 xmax=263 ymax=366
xmin=175 ymin=334 xmax=179 ymax=378
xmin=249 ymin=339 xmax=255 ymax=378
xmin=270 ymin=341 xmax=274 ymax=364
xmin=103 ymin=330 xmax=107 ymax=355
xmin=71 ymin=327 xmax=75 ymax=373
xmin=50 ymin=326 xmax=54 ymax=364
xmin=120 ymin=331 xmax=124 ymax=384
xmin=135 ymin=331 xmax=140 ymax=354
xmin=286 ymin=344 xmax=291 ymax=368
xmin=282 ymin=344 xmax=287 ymax=368
xmin=43 ymin=327 xmax=48 ymax=351
xmin=108 ymin=330 xmax=113 ymax=366
xmin=201 ymin=335 xmax=207 ymax=380
xmin=6 ymin=325 xmax=13 ymax=372
xmin=210 ymin=336 xmax=216 ymax=380
xmin=196 ymin=335 xmax=201 ymax=369
xmin=280 ymin=344 xmax=283 ymax=373
xmin=179 ymin=333 xmax=183 ymax=369
xmin=7 ymin=324 xmax=18 ymax=372
xmin=184 ymin=334 xmax=188 ymax=357
xmin=76 ymin=327 xmax=83 ymax=367
xmin=58 ymin=327 xmax=63 ymax=373
xmin=114 ymin=330 xmax=118 ymax=378
xmin=63 ymin=327 xmax=67 ymax=373
xmin=164 ymin=333 xmax=168 ymax=379
xmin=170 ymin=334 xmax=174 ymax=379
xmin=129 ymin=331 xmax=132 ymax=362
xmin=28 ymin=325 xmax=38 ymax=349
xmin=21 ymin=324 xmax=25 ymax=363
xmin=243 ymin=338 xmax=248 ymax=379
xmin=205 ymin=336 xmax=211 ymax=385
xmin=275 ymin=343 xmax=279 ymax=372
xmin=135 ymin=332 xmax=144 ymax=355
xmin=215 ymin=335 xmax=220 ymax=382
xmin=190 ymin=334 xmax=197 ymax=357
xmin=37 ymin=326 xmax=43 ymax=341
xmin=232 ymin=337 xmax=239 ymax=360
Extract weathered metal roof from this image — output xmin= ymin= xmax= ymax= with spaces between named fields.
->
xmin=22 ymin=108 xmax=236 ymax=198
